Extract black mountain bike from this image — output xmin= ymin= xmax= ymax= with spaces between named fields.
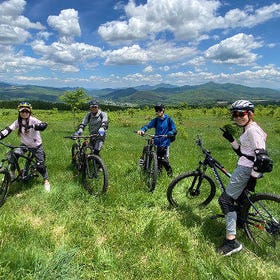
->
xmin=138 ymin=133 xmax=168 ymax=192
xmin=64 ymin=135 xmax=108 ymax=195
xmin=0 ymin=141 xmax=40 ymax=207
xmin=167 ymin=136 xmax=280 ymax=249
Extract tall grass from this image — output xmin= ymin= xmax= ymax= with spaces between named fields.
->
xmin=0 ymin=107 xmax=279 ymax=279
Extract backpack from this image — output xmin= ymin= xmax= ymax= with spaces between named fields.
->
xmin=155 ymin=116 xmax=177 ymax=142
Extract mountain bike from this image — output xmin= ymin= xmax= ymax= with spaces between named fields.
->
xmin=138 ymin=133 xmax=168 ymax=192
xmin=167 ymin=136 xmax=280 ymax=249
xmin=64 ymin=135 xmax=108 ymax=195
xmin=0 ymin=141 xmax=40 ymax=207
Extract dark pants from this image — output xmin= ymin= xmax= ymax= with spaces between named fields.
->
xmin=157 ymin=146 xmax=172 ymax=176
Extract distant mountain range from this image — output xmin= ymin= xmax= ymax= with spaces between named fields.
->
xmin=0 ymin=81 xmax=280 ymax=106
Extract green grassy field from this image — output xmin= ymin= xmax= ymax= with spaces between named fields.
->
xmin=0 ymin=107 xmax=279 ymax=280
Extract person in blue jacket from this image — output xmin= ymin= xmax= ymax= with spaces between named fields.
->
xmin=137 ymin=103 xmax=177 ymax=177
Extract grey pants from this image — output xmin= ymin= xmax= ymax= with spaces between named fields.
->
xmin=225 ymin=165 xmax=252 ymax=236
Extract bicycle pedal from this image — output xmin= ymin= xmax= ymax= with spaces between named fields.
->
xmin=210 ymin=214 xmax=224 ymax=220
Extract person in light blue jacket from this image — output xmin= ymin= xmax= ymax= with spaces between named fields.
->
xmin=137 ymin=103 xmax=177 ymax=177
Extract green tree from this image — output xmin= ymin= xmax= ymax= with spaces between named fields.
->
xmin=60 ymin=88 xmax=90 ymax=128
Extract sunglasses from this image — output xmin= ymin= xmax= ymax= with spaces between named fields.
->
xmin=20 ymin=110 xmax=30 ymax=113
xmin=90 ymin=105 xmax=98 ymax=108
xmin=232 ymin=111 xmax=248 ymax=118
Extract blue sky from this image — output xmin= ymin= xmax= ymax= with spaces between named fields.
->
xmin=1 ymin=0 xmax=280 ymax=89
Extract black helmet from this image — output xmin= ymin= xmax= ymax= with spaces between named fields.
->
xmin=230 ymin=100 xmax=254 ymax=112
xmin=89 ymin=100 xmax=99 ymax=107
xmin=154 ymin=103 xmax=165 ymax=111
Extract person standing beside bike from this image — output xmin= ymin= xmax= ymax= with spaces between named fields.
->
xmin=75 ymin=100 xmax=108 ymax=157
xmin=218 ymin=100 xmax=267 ymax=256
xmin=137 ymin=103 xmax=177 ymax=177
xmin=0 ymin=102 xmax=50 ymax=192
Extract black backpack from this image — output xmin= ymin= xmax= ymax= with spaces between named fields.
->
xmin=155 ymin=117 xmax=177 ymax=142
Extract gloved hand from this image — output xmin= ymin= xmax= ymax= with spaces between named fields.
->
xmin=220 ymin=128 xmax=234 ymax=143
xmin=167 ymin=131 xmax=173 ymax=138
xmin=98 ymin=127 xmax=105 ymax=136
xmin=247 ymin=176 xmax=257 ymax=192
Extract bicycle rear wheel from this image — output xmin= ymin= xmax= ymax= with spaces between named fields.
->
xmin=82 ymin=154 xmax=108 ymax=195
xmin=0 ymin=169 xmax=11 ymax=207
xmin=167 ymin=171 xmax=216 ymax=209
xmin=142 ymin=151 xmax=158 ymax=192
xmin=242 ymin=193 xmax=280 ymax=249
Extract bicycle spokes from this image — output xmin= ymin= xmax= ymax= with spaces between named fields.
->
xmin=243 ymin=194 xmax=280 ymax=249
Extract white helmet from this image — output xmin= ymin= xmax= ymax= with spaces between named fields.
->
xmin=230 ymin=100 xmax=254 ymax=112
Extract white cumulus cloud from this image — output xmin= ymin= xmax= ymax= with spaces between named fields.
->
xmin=205 ymin=33 xmax=263 ymax=65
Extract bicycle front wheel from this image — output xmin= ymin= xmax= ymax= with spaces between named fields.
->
xmin=242 ymin=193 xmax=280 ymax=249
xmin=142 ymin=151 xmax=158 ymax=192
xmin=167 ymin=171 xmax=216 ymax=209
xmin=71 ymin=143 xmax=82 ymax=171
xmin=0 ymin=169 xmax=11 ymax=207
xmin=82 ymin=154 xmax=108 ymax=195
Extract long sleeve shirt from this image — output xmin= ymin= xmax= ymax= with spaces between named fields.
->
xmin=231 ymin=121 xmax=267 ymax=177
xmin=1 ymin=116 xmax=44 ymax=147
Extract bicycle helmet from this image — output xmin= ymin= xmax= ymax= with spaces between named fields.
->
xmin=230 ymin=100 xmax=254 ymax=112
xmin=18 ymin=101 xmax=32 ymax=112
xmin=154 ymin=103 xmax=165 ymax=111
xmin=89 ymin=100 xmax=99 ymax=107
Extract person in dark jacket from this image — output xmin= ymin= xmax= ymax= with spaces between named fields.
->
xmin=137 ymin=103 xmax=177 ymax=177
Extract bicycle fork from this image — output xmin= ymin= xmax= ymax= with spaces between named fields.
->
xmin=188 ymin=170 xmax=204 ymax=197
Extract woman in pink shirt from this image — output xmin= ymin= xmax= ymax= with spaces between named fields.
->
xmin=217 ymin=100 xmax=266 ymax=256
xmin=0 ymin=102 xmax=50 ymax=192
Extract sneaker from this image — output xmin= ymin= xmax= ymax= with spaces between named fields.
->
xmin=44 ymin=180 xmax=51 ymax=192
xmin=217 ymin=239 xmax=243 ymax=256
xmin=139 ymin=158 xmax=144 ymax=167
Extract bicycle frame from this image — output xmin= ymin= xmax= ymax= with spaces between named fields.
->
xmin=0 ymin=142 xmax=37 ymax=182
xmin=143 ymin=137 xmax=157 ymax=171
xmin=196 ymin=138 xmax=231 ymax=193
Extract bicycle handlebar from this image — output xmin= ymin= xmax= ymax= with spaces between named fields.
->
xmin=0 ymin=141 xmax=29 ymax=150
xmin=134 ymin=131 xmax=169 ymax=138
xmin=195 ymin=135 xmax=211 ymax=155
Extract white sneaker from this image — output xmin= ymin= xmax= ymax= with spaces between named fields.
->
xmin=44 ymin=180 xmax=51 ymax=192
